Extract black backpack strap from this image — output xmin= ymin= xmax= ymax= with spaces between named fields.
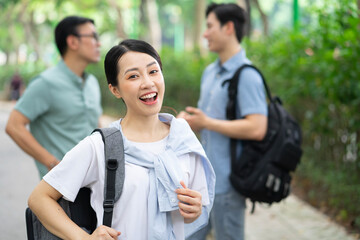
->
xmin=250 ymin=201 xmax=256 ymax=214
xmin=222 ymin=64 xmax=272 ymax=120
xmin=92 ymin=128 xmax=125 ymax=228
xmin=222 ymin=64 xmax=272 ymax=175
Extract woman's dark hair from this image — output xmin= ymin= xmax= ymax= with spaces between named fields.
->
xmin=206 ymin=3 xmax=246 ymax=43
xmin=104 ymin=39 xmax=162 ymax=86
xmin=55 ymin=16 xmax=95 ymax=56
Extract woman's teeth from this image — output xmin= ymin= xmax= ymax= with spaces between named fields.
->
xmin=140 ymin=93 xmax=156 ymax=100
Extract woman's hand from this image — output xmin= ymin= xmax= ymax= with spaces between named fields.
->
xmin=86 ymin=225 xmax=121 ymax=240
xmin=175 ymin=181 xmax=202 ymax=223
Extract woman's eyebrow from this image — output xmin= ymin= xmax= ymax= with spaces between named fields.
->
xmin=124 ymin=61 xmax=157 ymax=75
xmin=124 ymin=67 xmax=138 ymax=74
xmin=147 ymin=61 xmax=157 ymax=67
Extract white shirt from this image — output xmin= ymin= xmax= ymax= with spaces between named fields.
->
xmin=44 ymin=126 xmax=210 ymax=240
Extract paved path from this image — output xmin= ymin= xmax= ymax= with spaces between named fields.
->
xmin=0 ymin=101 xmax=38 ymax=239
xmin=0 ymin=101 xmax=358 ymax=240
xmin=244 ymin=196 xmax=358 ymax=240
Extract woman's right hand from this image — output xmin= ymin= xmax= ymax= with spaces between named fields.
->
xmin=87 ymin=225 xmax=121 ymax=240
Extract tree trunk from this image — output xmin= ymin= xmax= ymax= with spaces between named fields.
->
xmin=108 ymin=0 xmax=127 ymax=39
xmin=2 ymin=6 xmax=17 ymax=64
xmin=237 ymin=0 xmax=251 ymax=37
xmin=138 ymin=0 xmax=147 ymax=40
xmin=252 ymin=0 xmax=269 ymax=36
xmin=29 ymin=12 xmax=41 ymax=60
xmin=192 ymin=0 xmax=206 ymax=50
xmin=144 ymin=0 xmax=162 ymax=50
xmin=18 ymin=3 xmax=41 ymax=61
xmin=5 ymin=51 xmax=10 ymax=65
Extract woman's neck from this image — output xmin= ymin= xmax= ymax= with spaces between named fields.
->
xmin=121 ymin=114 xmax=170 ymax=142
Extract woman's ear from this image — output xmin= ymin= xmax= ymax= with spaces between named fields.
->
xmin=108 ymin=84 xmax=122 ymax=99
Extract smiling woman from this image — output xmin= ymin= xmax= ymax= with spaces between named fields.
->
xmin=107 ymin=49 xmax=165 ymax=122
xmin=27 ymin=39 xmax=216 ymax=240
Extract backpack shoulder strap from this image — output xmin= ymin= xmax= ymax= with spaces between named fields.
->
xmin=92 ymin=127 xmax=125 ymax=228
xmin=222 ymin=64 xmax=272 ymax=171
xmin=222 ymin=63 xmax=272 ymax=120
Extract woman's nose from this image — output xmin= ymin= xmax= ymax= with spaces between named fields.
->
xmin=141 ymin=74 xmax=155 ymax=88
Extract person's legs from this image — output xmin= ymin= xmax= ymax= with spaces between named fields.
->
xmin=211 ymin=187 xmax=246 ymax=240
xmin=186 ymin=215 xmax=212 ymax=240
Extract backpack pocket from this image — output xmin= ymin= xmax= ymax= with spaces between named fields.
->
xmin=233 ymin=144 xmax=262 ymax=179
xmin=251 ymin=164 xmax=291 ymax=203
xmin=274 ymin=141 xmax=302 ymax=171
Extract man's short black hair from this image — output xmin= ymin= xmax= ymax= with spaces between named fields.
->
xmin=54 ymin=16 xmax=95 ymax=56
xmin=206 ymin=2 xmax=247 ymax=43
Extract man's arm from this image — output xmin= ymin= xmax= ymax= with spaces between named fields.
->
xmin=5 ymin=110 xmax=59 ymax=170
xmin=179 ymin=106 xmax=267 ymax=141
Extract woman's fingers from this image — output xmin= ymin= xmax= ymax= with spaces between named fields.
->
xmin=180 ymin=180 xmax=187 ymax=189
xmin=176 ymin=186 xmax=202 ymax=200
xmin=175 ymin=181 xmax=202 ymax=221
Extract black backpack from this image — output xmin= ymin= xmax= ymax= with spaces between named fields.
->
xmin=222 ymin=64 xmax=302 ymax=212
xmin=25 ymin=127 xmax=125 ymax=239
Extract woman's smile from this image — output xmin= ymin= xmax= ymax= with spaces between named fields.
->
xmin=139 ymin=92 xmax=158 ymax=105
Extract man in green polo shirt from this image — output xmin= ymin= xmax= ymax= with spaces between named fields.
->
xmin=5 ymin=16 xmax=103 ymax=178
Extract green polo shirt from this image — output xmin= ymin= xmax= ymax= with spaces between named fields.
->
xmin=15 ymin=60 xmax=102 ymax=178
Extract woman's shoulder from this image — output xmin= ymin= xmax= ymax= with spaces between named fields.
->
xmin=72 ymin=132 xmax=104 ymax=155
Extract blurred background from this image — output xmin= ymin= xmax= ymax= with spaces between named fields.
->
xmin=0 ymin=0 xmax=359 ymax=236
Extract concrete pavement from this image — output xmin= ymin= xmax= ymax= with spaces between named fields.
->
xmin=0 ymin=101 xmax=38 ymax=239
xmin=0 ymin=100 xmax=358 ymax=240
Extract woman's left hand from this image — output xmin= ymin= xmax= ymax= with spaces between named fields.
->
xmin=175 ymin=181 xmax=202 ymax=223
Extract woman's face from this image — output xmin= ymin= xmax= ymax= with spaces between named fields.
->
xmin=110 ymin=51 xmax=164 ymax=118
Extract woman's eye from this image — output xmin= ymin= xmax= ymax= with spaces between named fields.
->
xmin=128 ymin=74 xmax=137 ymax=79
xmin=150 ymin=70 xmax=158 ymax=74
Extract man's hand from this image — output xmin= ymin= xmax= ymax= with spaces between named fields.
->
xmin=47 ymin=157 xmax=60 ymax=171
xmin=175 ymin=181 xmax=202 ymax=223
xmin=177 ymin=110 xmax=190 ymax=119
xmin=177 ymin=107 xmax=209 ymax=132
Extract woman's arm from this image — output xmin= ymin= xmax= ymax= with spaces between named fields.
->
xmin=28 ymin=180 xmax=120 ymax=240
xmin=28 ymin=180 xmax=90 ymax=240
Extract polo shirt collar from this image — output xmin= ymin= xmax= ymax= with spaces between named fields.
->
xmin=58 ymin=60 xmax=89 ymax=84
xmin=216 ymin=49 xmax=247 ymax=73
